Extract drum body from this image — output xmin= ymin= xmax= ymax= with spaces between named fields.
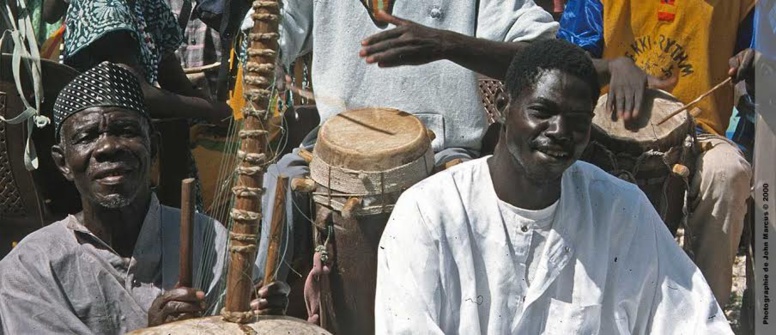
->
xmin=310 ymin=108 xmax=434 ymax=334
xmin=581 ymin=90 xmax=697 ymax=233
xmin=125 ymin=315 xmax=331 ymax=334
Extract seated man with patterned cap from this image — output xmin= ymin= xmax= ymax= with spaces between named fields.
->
xmin=375 ymin=40 xmax=732 ymax=334
xmin=0 ymin=62 xmax=286 ymax=334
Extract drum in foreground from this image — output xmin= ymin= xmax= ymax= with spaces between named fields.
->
xmin=125 ymin=315 xmax=331 ymax=334
xmin=581 ymin=89 xmax=697 ymax=234
xmin=307 ymin=107 xmax=434 ymax=334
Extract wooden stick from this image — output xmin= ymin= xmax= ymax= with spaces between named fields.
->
xmin=657 ymin=77 xmax=732 ymax=125
xmin=263 ymin=175 xmax=288 ymax=285
xmin=184 ymin=62 xmax=221 ymax=74
xmin=178 ymin=178 xmax=196 ymax=288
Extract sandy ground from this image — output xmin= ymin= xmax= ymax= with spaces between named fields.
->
xmin=726 ymin=255 xmax=747 ymax=334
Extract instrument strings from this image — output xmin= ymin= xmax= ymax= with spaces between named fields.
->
xmin=195 ymin=73 xmax=296 ymax=314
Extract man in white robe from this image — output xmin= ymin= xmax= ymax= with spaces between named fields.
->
xmin=375 ymin=40 xmax=732 ymax=334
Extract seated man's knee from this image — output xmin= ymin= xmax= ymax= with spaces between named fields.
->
xmin=699 ymin=143 xmax=751 ymax=193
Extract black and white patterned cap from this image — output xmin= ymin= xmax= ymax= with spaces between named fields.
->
xmin=53 ymin=61 xmax=148 ymax=138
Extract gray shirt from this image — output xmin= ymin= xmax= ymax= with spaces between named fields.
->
xmin=0 ymin=194 xmax=227 ymax=335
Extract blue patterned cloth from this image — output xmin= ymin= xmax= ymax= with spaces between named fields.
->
xmin=63 ymin=0 xmax=183 ymax=84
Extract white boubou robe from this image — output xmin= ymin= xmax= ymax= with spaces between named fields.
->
xmin=375 ymin=157 xmax=732 ymax=334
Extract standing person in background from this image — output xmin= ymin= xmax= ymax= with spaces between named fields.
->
xmin=558 ymin=0 xmax=756 ymax=307
xmin=42 ymin=0 xmax=231 ymax=122
xmin=166 ymin=0 xmax=222 ymax=100
xmin=240 ymin=0 xmax=559 ymax=322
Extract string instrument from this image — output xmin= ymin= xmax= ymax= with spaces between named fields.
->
xmin=127 ymin=0 xmax=329 ymax=333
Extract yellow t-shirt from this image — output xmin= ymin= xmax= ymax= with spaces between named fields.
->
xmin=602 ymin=0 xmax=755 ymax=135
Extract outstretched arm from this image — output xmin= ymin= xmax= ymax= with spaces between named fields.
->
xmin=93 ymin=33 xmax=231 ymax=122
xmin=359 ymin=10 xmax=555 ymax=81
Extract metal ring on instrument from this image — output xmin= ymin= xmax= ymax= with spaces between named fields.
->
xmin=243 ymin=89 xmax=273 ymax=101
xmin=252 ymin=0 xmax=280 ymax=10
xmin=242 ymin=75 xmax=271 ymax=86
xmin=230 ymin=232 xmax=258 ymax=243
xmin=232 ymin=186 xmax=264 ymax=199
xmin=243 ymin=62 xmax=275 ymax=74
xmin=248 ymin=33 xmax=280 ymax=42
xmin=236 ymin=150 xmax=267 ymax=165
xmin=238 ymin=129 xmax=270 ymax=140
xmin=230 ymin=208 xmax=261 ymax=222
xmin=251 ymin=13 xmax=279 ymax=21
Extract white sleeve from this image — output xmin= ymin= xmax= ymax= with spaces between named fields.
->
xmin=646 ymin=205 xmax=734 ymax=334
xmin=476 ymin=0 xmax=559 ymax=42
xmin=614 ymin=194 xmax=733 ymax=334
xmin=278 ymin=0 xmax=313 ymax=67
xmin=374 ymin=192 xmax=445 ymax=335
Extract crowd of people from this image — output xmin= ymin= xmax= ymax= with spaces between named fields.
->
xmin=0 ymin=0 xmax=768 ymax=334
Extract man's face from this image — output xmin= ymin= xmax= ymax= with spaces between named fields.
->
xmin=53 ymin=107 xmax=154 ymax=209
xmin=502 ymin=69 xmax=595 ymax=182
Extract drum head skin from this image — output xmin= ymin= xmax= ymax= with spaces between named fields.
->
xmin=315 ymin=108 xmax=431 ymax=171
xmin=591 ymin=89 xmax=689 ymax=150
xmin=125 ymin=315 xmax=331 ymax=334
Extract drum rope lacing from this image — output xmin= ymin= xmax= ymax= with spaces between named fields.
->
xmin=586 ymin=132 xmax=699 ymax=254
xmin=309 ymin=148 xmax=433 ymax=216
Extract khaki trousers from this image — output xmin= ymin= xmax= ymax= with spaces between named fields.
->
xmin=687 ymin=133 xmax=752 ymax=307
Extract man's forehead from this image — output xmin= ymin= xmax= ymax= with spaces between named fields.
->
xmin=63 ymin=107 xmax=147 ymax=130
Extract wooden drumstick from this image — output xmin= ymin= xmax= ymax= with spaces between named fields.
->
xmin=178 ymin=178 xmax=196 ymax=288
xmin=298 ymin=148 xmax=314 ymax=164
xmin=183 ymin=62 xmax=221 ymax=74
xmin=341 ymin=197 xmax=362 ymax=219
xmin=656 ymin=77 xmax=732 ymax=126
xmin=263 ymin=175 xmax=289 ymax=285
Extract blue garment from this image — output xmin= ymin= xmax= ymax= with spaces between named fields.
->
xmin=557 ymin=0 xmax=754 ymax=57
xmin=557 ymin=0 xmax=603 ymax=57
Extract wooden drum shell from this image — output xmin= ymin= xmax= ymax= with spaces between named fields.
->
xmin=309 ymin=108 xmax=433 ymax=335
xmin=314 ymin=205 xmax=389 ymax=335
xmin=581 ymin=90 xmax=697 ymax=234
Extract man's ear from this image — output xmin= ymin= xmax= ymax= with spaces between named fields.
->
xmin=150 ymin=130 xmax=160 ymax=163
xmin=51 ymin=144 xmax=74 ymax=181
xmin=494 ymin=90 xmax=510 ymax=125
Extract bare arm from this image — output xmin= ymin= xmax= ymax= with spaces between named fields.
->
xmin=89 ymin=33 xmax=231 ymax=122
xmin=360 ymin=11 xmax=528 ymax=81
xmin=440 ymin=33 xmax=528 ymax=81
xmin=156 ymin=52 xmax=208 ymax=99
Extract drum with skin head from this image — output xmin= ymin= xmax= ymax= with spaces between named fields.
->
xmin=125 ymin=315 xmax=331 ymax=334
xmin=581 ymin=89 xmax=698 ymax=235
xmin=308 ymin=107 xmax=434 ymax=335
